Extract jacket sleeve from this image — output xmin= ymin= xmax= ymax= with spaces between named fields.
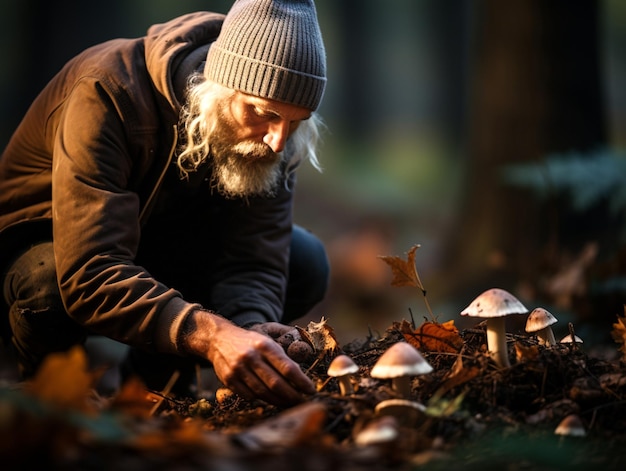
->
xmin=52 ymin=77 xmax=196 ymax=355
xmin=206 ymin=175 xmax=295 ymax=327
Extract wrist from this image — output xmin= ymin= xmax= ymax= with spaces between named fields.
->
xmin=179 ymin=309 xmax=225 ymax=357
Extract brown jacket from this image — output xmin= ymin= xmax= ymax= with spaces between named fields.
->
xmin=0 ymin=12 xmax=295 ymax=355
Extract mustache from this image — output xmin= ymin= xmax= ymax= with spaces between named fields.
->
xmin=232 ymin=141 xmax=279 ymax=161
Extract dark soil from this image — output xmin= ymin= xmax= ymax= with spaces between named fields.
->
xmin=1 ymin=320 xmax=625 ymax=470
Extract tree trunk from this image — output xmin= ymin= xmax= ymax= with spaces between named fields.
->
xmin=441 ymin=0 xmax=606 ymax=304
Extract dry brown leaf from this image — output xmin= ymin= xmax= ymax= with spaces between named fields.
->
xmin=611 ymin=305 xmax=626 ymax=361
xmin=435 ymin=355 xmax=480 ymax=397
xmin=515 ymin=342 xmax=540 ymax=362
xmin=109 ymin=376 xmax=163 ymax=418
xmin=378 ymin=244 xmax=422 ymax=290
xmin=300 ymin=317 xmax=339 ymax=354
xmin=397 ymin=318 xmax=463 ymax=353
xmin=407 ymin=320 xmax=463 ymax=354
xmin=234 ymin=402 xmax=327 ymax=450
xmin=23 ymin=345 xmax=99 ymax=412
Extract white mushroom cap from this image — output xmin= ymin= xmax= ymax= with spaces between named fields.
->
xmin=327 ymin=354 xmax=359 ymax=396
xmin=525 ymin=307 xmax=558 ymax=333
xmin=354 ymin=415 xmax=399 ymax=447
xmin=460 ymin=288 xmax=528 ymax=318
xmin=559 ymin=334 xmax=583 ymax=344
xmin=370 ymin=342 xmax=433 ymax=379
xmin=554 ymin=414 xmax=586 ymax=437
xmin=374 ymin=399 xmax=426 ymax=427
xmin=460 ymin=288 xmax=528 ymax=368
xmin=327 ymin=354 xmax=359 ymax=377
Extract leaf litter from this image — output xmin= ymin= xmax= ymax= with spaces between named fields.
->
xmin=1 ymin=245 xmax=626 ymax=470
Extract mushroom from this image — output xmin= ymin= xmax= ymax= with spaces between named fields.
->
xmin=554 ymin=414 xmax=586 ymax=437
xmin=354 ymin=415 xmax=399 ymax=448
xmin=559 ymin=334 xmax=583 ymax=344
xmin=525 ymin=307 xmax=558 ymax=346
xmin=327 ymin=354 xmax=359 ymax=396
xmin=370 ymin=342 xmax=433 ymax=398
xmin=460 ymin=288 xmax=528 ymax=368
xmin=374 ymin=398 xmax=426 ymax=426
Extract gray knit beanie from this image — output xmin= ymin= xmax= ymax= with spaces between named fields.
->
xmin=205 ymin=0 xmax=326 ymax=111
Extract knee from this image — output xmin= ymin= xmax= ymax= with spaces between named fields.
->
xmin=4 ymin=242 xmax=62 ymax=310
xmin=287 ymin=226 xmax=330 ymax=314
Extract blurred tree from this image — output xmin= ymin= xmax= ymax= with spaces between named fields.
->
xmin=440 ymin=0 xmax=620 ymax=324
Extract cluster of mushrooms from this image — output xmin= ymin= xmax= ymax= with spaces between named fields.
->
xmin=325 ymin=287 xmax=586 ymax=446
xmin=327 ymin=341 xmax=434 ymax=447
xmin=460 ymin=287 xmax=583 ymax=369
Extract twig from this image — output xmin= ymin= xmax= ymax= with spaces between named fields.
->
xmin=150 ymin=370 xmax=180 ymax=416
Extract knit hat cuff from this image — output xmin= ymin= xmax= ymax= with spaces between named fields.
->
xmin=207 ymin=44 xmax=326 ymax=110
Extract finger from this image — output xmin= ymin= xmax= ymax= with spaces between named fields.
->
xmin=263 ymin=323 xmax=295 ymax=338
xmin=230 ymin=365 xmax=302 ymax=406
xmin=252 ymin=361 xmax=309 ymax=404
xmin=260 ymin=342 xmax=315 ymax=395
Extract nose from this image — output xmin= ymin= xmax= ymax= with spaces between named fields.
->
xmin=263 ymin=120 xmax=291 ymax=153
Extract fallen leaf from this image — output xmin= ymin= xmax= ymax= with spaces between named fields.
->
xmin=23 ymin=345 xmax=100 ymax=413
xmin=402 ymin=320 xmax=464 ymax=354
xmin=233 ymin=401 xmax=327 ymax=450
xmin=109 ymin=376 xmax=163 ymax=419
xmin=434 ymin=354 xmax=480 ymax=397
xmin=378 ymin=244 xmax=423 ymax=290
xmin=425 ymin=392 xmax=465 ymax=418
xmin=611 ymin=305 xmax=626 ymax=362
xmin=515 ymin=342 xmax=540 ymax=362
xmin=299 ymin=317 xmax=339 ymax=354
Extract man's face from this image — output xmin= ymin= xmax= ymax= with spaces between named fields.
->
xmin=208 ymin=91 xmax=312 ymax=198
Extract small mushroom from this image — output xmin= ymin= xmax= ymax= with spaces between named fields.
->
xmin=370 ymin=342 xmax=432 ymax=398
xmin=526 ymin=307 xmax=558 ymax=346
xmin=559 ymin=334 xmax=583 ymax=344
xmin=327 ymin=354 xmax=359 ymax=396
xmin=461 ymin=288 xmax=528 ymax=368
xmin=374 ymin=398 xmax=426 ymax=426
xmin=554 ymin=414 xmax=586 ymax=437
xmin=354 ymin=415 xmax=399 ymax=448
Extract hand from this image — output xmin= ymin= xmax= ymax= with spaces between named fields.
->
xmin=248 ymin=322 xmax=315 ymax=363
xmin=183 ymin=312 xmax=315 ymax=406
xmin=248 ymin=322 xmax=296 ymax=342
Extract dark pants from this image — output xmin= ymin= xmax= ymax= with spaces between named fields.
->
xmin=1 ymin=225 xmax=329 ymax=391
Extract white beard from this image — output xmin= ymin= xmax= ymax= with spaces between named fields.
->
xmin=209 ymin=112 xmax=285 ymax=199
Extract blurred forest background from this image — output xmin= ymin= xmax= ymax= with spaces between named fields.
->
xmin=1 ymin=0 xmax=625 ymax=351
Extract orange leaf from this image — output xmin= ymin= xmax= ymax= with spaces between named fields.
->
xmin=403 ymin=320 xmax=464 ymax=354
xmin=23 ymin=345 xmax=99 ymax=412
xmin=611 ymin=305 xmax=626 ymax=361
xmin=110 ymin=376 xmax=163 ymax=418
xmin=378 ymin=245 xmax=422 ymax=289
xmin=435 ymin=355 xmax=480 ymax=396
xmin=515 ymin=342 xmax=540 ymax=362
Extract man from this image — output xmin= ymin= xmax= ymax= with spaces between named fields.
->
xmin=0 ymin=0 xmax=329 ymax=406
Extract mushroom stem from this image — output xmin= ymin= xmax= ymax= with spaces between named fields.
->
xmin=486 ymin=317 xmax=510 ymax=368
xmin=391 ymin=376 xmax=412 ymax=398
xmin=537 ymin=327 xmax=556 ymax=347
xmin=337 ymin=376 xmax=354 ymax=396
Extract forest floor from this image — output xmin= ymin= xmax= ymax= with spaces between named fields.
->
xmin=1 ymin=311 xmax=625 ymax=471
